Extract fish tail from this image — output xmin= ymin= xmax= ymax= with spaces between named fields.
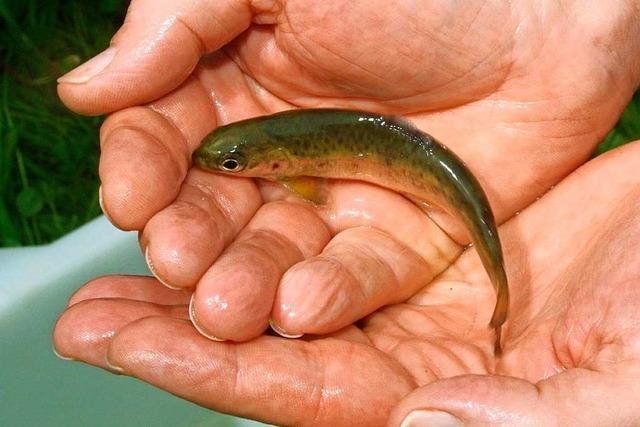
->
xmin=488 ymin=267 xmax=509 ymax=355
xmin=427 ymin=141 xmax=509 ymax=355
xmin=489 ymin=267 xmax=509 ymax=330
xmin=453 ymin=161 xmax=509 ymax=355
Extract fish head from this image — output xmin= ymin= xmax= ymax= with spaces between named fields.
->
xmin=193 ymin=123 xmax=293 ymax=177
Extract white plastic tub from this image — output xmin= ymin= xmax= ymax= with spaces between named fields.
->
xmin=0 ymin=216 xmax=264 ymax=427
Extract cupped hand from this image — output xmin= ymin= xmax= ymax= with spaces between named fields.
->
xmin=59 ymin=0 xmax=640 ymax=226
xmin=56 ymin=0 xmax=640 ymax=340
xmin=54 ymin=141 xmax=640 ymax=426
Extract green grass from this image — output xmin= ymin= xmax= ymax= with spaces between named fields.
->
xmin=0 ymin=0 xmax=125 ymax=246
xmin=0 ymin=0 xmax=639 ymax=247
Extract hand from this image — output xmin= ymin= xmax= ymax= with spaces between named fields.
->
xmin=56 ymin=0 xmax=640 ymax=338
xmin=54 ymin=141 xmax=640 ymax=426
xmin=54 ymin=2 xmax=640 ymax=424
xmin=58 ymin=0 xmax=640 ymax=228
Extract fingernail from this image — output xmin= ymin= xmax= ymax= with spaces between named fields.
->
xmin=269 ymin=318 xmax=303 ymax=339
xmin=189 ymin=294 xmax=226 ymax=341
xmin=52 ymin=345 xmax=75 ymax=361
xmin=105 ymin=355 xmax=125 ymax=374
xmin=98 ymin=185 xmax=115 ymax=224
xmin=400 ymin=410 xmax=463 ymax=427
xmin=145 ymin=246 xmax=181 ymax=290
xmin=58 ymin=47 xmax=117 ymax=84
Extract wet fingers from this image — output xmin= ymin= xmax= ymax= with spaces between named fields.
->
xmin=271 ymin=227 xmax=435 ymax=336
xmin=190 ymin=201 xmax=331 ymax=341
xmin=142 ymin=169 xmax=261 ymax=289
xmin=53 ymin=297 xmax=188 ymax=368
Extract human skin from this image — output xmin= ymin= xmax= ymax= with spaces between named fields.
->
xmin=54 ymin=141 xmax=640 ymax=425
xmin=55 ymin=0 xmax=640 ymax=425
xmin=57 ymin=0 xmax=640 ymax=341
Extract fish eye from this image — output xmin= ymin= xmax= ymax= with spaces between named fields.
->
xmin=220 ymin=156 xmax=245 ymax=172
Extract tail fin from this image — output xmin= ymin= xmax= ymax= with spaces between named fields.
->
xmin=426 ymin=140 xmax=510 ymax=356
xmin=489 ymin=267 xmax=509 ymax=331
xmin=474 ymin=220 xmax=508 ymax=356
xmin=489 ymin=267 xmax=509 ymax=355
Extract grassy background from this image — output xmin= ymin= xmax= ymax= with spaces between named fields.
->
xmin=1 ymin=0 xmax=639 ymax=247
xmin=0 ymin=0 xmax=125 ymax=246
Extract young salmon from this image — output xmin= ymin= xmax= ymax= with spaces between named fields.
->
xmin=193 ymin=109 xmax=508 ymax=352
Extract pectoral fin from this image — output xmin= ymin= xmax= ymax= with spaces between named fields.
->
xmin=278 ymin=177 xmax=329 ymax=205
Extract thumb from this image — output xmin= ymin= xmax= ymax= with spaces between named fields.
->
xmin=389 ymin=369 xmax=639 ymax=426
xmin=57 ymin=0 xmax=258 ymax=115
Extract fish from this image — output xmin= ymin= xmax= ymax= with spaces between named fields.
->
xmin=193 ymin=108 xmax=508 ymax=353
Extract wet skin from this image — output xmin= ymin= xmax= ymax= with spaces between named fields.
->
xmin=53 ymin=141 xmax=640 ymax=426
xmin=193 ymin=109 xmax=508 ymax=341
xmin=53 ymin=0 xmax=640 ymax=424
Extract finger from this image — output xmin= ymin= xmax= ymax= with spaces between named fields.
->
xmin=97 ymin=65 xmax=222 ymax=229
xmin=142 ymin=169 xmax=261 ymax=289
xmin=67 ymin=275 xmax=192 ymax=307
xmin=52 ymin=298 xmax=188 ymax=367
xmin=271 ymin=226 xmax=436 ymax=336
xmin=57 ymin=0 xmax=262 ymax=114
xmin=260 ymin=180 xmax=462 ymax=337
xmin=260 ymin=179 xmax=462 ymax=263
xmin=98 ymin=45 xmax=279 ymax=230
xmin=318 ymin=180 xmax=462 ymax=260
xmin=97 ymin=110 xmax=187 ymax=230
xmin=389 ymin=369 xmax=640 ymax=427
xmin=190 ymin=201 xmax=331 ymax=341
xmin=106 ymin=316 xmax=416 ymax=426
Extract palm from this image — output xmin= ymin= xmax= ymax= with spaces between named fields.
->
xmin=183 ymin=0 xmax=632 ymax=220
xmin=234 ymin=0 xmax=623 ymax=114
xmin=54 ymin=142 xmax=640 ymax=425
xmin=230 ymin=1 xmax=513 ymax=108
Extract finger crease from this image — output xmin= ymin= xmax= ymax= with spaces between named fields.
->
xmin=172 ymin=198 xmax=229 ymax=244
xmin=253 ymin=228 xmax=305 ymax=261
xmin=184 ymin=181 xmax=242 ymax=234
xmin=308 ymin=343 xmax=327 ymax=426
xmin=174 ymin=15 xmax=207 ymax=55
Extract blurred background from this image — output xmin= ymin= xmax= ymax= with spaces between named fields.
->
xmin=1 ymin=0 xmax=640 ymax=247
